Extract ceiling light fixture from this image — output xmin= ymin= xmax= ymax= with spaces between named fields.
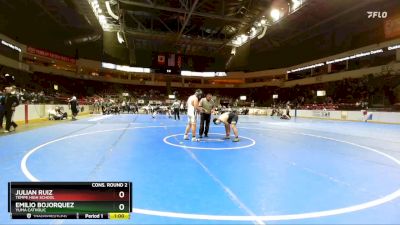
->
xmin=270 ymin=9 xmax=281 ymax=22
xmin=88 ymin=0 xmax=112 ymax=31
xmin=117 ymin=31 xmax=125 ymax=44
xmin=291 ymin=0 xmax=302 ymax=12
xmin=105 ymin=0 xmax=119 ymax=20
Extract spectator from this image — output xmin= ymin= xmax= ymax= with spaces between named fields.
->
xmin=48 ymin=106 xmax=67 ymax=120
xmin=69 ymin=96 xmax=79 ymax=121
xmin=56 ymin=106 xmax=68 ymax=120
xmin=2 ymin=86 xmax=19 ymax=133
xmin=0 ymin=89 xmax=5 ymax=129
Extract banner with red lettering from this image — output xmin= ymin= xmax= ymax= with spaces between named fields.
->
xmin=27 ymin=46 xmax=76 ymax=64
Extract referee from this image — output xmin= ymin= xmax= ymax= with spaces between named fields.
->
xmin=198 ymin=93 xmax=215 ymax=138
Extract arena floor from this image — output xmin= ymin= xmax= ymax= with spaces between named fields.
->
xmin=1 ymin=114 xmax=400 ymax=224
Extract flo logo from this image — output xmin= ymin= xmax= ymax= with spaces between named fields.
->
xmin=367 ymin=11 xmax=388 ymax=18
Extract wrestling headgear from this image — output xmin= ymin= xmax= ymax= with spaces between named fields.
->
xmin=195 ymin=89 xmax=203 ymax=98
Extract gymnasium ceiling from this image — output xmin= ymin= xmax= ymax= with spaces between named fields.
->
xmin=0 ymin=0 xmax=399 ymax=69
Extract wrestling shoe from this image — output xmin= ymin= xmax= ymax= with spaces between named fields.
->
xmin=192 ymin=137 xmax=199 ymax=142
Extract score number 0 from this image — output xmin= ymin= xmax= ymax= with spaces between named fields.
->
xmin=119 ymin=191 xmax=125 ymax=211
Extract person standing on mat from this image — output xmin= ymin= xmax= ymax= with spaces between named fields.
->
xmin=198 ymin=93 xmax=215 ymax=138
xmin=213 ymin=111 xmax=239 ymax=142
xmin=69 ymin=96 xmax=79 ymax=121
xmin=280 ymin=101 xmax=291 ymax=120
xmin=0 ymin=88 xmax=5 ymax=129
xmin=183 ymin=89 xmax=203 ymax=141
xmin=3 ymin=86 xmax=19 ymax=133
xmin=171 ymin=99 xmax=181 ymax=120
